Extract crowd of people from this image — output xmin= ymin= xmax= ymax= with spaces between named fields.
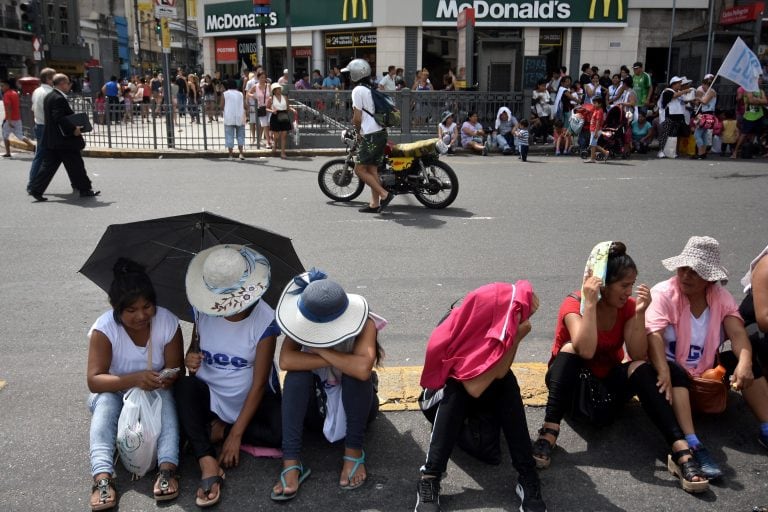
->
xmin=84 ymin=235 xmax=768 ymax=512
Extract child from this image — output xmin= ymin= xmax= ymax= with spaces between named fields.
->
xmin=553 ymin=119 xmax=566 ymax=156
xmin=94 ymin=91 xmax=106 ymax=125
xmin=585 ymin=96 xmax=609 ymax=163
xmin=438 ymin=111 xmax=458 ymax=153
xmin=513 ymin=119 xmax=530 ymax=162
xmin=122 ymin=86 xmax=133 ymax=124
xmin=720 ymin=110 xmax=738 ymax=156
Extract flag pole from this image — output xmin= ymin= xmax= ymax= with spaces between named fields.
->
xmin=666 ymin=0 xmax=677 ymax=83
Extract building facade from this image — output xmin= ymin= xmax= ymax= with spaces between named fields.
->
xmin=194 ymin=0 xmax=759 ymax=90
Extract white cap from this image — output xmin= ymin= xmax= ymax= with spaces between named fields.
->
xmin=704 ymin=73 xmax=715 ymax=80
xmin=283 ymin=68 xmax=289 ymax=74
xmin=669 ymin=76 xmax=682 ymax=84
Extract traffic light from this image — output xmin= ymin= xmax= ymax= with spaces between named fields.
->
xmin=155 ymin=18 xmax=161 ymax=34
xmin=20 ymin=0 xmax=38 ymax=33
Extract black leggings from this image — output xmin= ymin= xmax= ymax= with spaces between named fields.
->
xmin=421 ymin=372 xmax=536 ymax=478
xmin=174 ymin=375 xmax=282 ymax=460
xmin=544 ymin=352 xmax=685 ymax=446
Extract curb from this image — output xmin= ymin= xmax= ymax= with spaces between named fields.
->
xmin=10 ymin=139 xmax=559 ymax=159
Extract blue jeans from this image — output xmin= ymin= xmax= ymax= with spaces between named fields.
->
xmin=224 ymin=125 xmax=245 ymax=149
xmin=27 ymin=124 xmax=45 ymax=191
xmin=494 ymin=132 xmax=513 ymax=151
xmin=281 ymin=370 xmax=377 ymax=460
xmin=88 ymin=389 xmax=179 ymax=476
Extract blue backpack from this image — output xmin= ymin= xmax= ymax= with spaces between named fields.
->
xmin=361 ymin=86 xmax=401 ymax=128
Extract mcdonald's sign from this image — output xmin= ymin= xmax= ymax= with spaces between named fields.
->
xmin=423 ymin=0 xmax=628 ymax=26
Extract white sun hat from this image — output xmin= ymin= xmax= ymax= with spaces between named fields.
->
xmin=185 ymin=244 xmax=270 ymax=317
xmin=275 ymin=269 xmax=368 ymax=348
xmin=661 ymin=236 xmax=729 ymax=283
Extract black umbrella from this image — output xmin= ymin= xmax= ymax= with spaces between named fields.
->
xmin=79 ymin=212 xmax=304 ymax=322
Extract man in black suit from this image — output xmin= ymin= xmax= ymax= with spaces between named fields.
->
xmin=28 ymin=74 xmax=100 ymax=202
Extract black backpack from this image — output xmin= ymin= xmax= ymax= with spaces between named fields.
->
xmin=361 ymin=86 xmax=401 ymax=128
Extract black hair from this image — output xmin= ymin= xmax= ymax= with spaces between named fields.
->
xmin=226 ymin=79 xmax=237 ymax=90
xmin=622 ymin=76 xmax=633 ymax=88
xmin=605 ymin=242 xmax=637 ymax=285
xmin=109 ymin=258 xmax=157 ymax=324
xmin=519 ymin=118 xmax=529 ymax=127
xmin=581 ymin=63 xmax=591 ymax=72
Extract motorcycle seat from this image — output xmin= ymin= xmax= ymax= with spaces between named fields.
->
xmin=390 ymin=138 xmax=440 ymax=158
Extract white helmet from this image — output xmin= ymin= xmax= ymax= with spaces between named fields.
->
xmin=341 ymin=59 xmax=371 ymax=82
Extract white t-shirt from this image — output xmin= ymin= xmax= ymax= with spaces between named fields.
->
xmin=222 ymin=89 xmax=244 ymax=126
xmin=379 ymin=74 xmax=396 ymax=91
xmin=271 ymin=94 xmax=288 ymax=112
xmin=89 ymin=307 xmax=179 ymax=376
xmin=663 ymin=308 xmax=713 ymax=369
xmin=31 ymin=84 xmax=53 ymax=125
xmin=351 ymin=84 xmax=383 ymax=135
xmin=194 ymin=301 xmax=280 ymax=424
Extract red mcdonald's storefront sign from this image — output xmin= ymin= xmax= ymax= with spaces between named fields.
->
xmin=720 ymin=2 xmax=764 ymax=25
xmin=215 ymin=38 xmax=238 ymax=63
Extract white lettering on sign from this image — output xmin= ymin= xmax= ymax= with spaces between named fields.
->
xmin=436 ymin=0 xmax=571 ymax=20
xmin=206 ymin=11 xmax=278 ymax=31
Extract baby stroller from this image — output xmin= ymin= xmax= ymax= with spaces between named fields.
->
xmin=595 ymin=106 xmax=629 ymax=161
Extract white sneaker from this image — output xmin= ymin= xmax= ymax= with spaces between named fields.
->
xmin=657 ymin=151 xmax=666 ymax=159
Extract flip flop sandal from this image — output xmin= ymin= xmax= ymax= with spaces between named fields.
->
xmin=195 ymin=472 xmax=225 ymax=508
xmin=154 ymin=468 xmax=179 ymax=502
xmin=667 ymin=449 xmax=709 ymax=494
xmin=339 ymin=450 xmax=367 ymax=491
xmin=270 ymin=464 xmax=312 ymax=501
xmin=90 ymin=476 xmax=117 ymax=511
xmin=532 ymin=427 xmax=559 ymax=469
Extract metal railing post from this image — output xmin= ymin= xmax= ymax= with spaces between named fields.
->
xmin=400 ymin=88 xmax=411 ymax=136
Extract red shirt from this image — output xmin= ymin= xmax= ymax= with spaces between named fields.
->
xmin=549 ymin=293 xmax=636 ymax=378
xmin=589 ymin=108 xmax=604 ymax=134
xmin=2 ymin=89 xmax=21 ymax=121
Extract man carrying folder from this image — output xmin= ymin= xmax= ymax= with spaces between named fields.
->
xmin=28 ymin=73 xmax=100 ymax=202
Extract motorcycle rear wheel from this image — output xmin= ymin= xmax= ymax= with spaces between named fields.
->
xmin=318 ymin=159 xmax=364 ymax=202
xmin=414 ymin=160 xmax=459 ymax=209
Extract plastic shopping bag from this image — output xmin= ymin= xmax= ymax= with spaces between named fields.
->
xmin=314 ymin=367 xmax=347 ymax=442
xmin=116 ymin=388 xmax=162 ymax=478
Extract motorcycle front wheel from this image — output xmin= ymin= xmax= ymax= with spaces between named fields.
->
xmin=414 ymin=160 xmax=459 ymax=209
xmin=318 ymin=159 xmax=364 ymax=202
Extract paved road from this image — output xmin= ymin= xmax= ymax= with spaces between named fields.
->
xmin=0 ymin=151 xmax=766 ymax=511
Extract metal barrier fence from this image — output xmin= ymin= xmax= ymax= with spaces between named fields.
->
xmin=18 ymin=90 xmax=525 ymax=151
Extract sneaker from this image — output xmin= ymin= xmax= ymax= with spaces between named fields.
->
xmin=482 ymin=146 xmax=488 ymax=156
xmin=657 ymin=150 xmax=666 ymax=159
xmin=516 ymin=476 xmax=547 ymax=512
xmin=414 ymin=477 xmax=441 ymax=512
xmin=691 ymin=445 xmax=723 ymax=480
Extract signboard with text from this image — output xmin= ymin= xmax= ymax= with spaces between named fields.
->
xmin=720 ymin=2 xmax=764 ymax=25
xmin=325 ymin=31 xmax=376 ymax=49
xmin=155 ymin=0 xmax=177 ymax=18
xmin=423 ymin=0 xmax=628 ymax=26
xmin=204 ymin=0 xmax=374 ymax=35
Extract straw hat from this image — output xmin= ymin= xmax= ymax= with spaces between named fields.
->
xmin=661 ymin=236 xmax=729 ymax=283
xmin=276 ymin=270 xmax=368 ymax=348
xmin=271 ymin=82 xmax=283 ymax=92
xmin=186 ymin=244 xmax=270 ymax=316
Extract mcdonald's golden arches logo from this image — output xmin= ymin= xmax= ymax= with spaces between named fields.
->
xmin=342 ymin=0 xmax=369 ymax=21
xmin=589 ymin=0 xmax=623 ymax=20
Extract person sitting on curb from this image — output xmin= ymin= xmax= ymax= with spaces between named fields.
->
xmin=531 ymin=241 xmax=709 ymax=494
xmin=438 ymin=111 xmax=458 ymax=153
xmin=492 ymin=107 xmax=518 ymax=155
xmin=740 ymin=242 xmax=768 ymax=368
xmin=270 ymin=269 xmax=385 ymax=501
xmin=645 ymin=236 xmax=768 ymax=480
xmin=175 ymin=245 xmax=282 ymax=508
xmin=86 ymin=258 xmax=184 ymax=511
xmin=460 ymin=112 xmax=488 ymax=156
xmin=415 ymin=280 xmax=547 ymax=512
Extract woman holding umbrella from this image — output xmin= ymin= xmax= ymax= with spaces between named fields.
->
xmin=86 ymin=258 xmax=184 ymax=510
xmin=175 ymin=244 xmax=283 ymax=508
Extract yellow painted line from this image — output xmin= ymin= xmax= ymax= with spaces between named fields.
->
xmin=281 ymin=363 xmax=548 ymax=412
xmin=0 ymin=379 xmax=6 ymax=391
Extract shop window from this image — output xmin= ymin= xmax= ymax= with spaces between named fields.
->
xmin=59 ymin=7 xmax=68 ymax=45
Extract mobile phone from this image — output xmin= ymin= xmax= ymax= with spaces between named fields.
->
xmin=159 ymin=367 xmax=181 ymax=380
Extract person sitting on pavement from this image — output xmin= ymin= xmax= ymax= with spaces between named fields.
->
xmin=86 ymin=258 xmax=184 ymax=511
xmin=270 ymin=269 xmax=384 ymax=501
xmin=438 ymin=111 xmax=458 ymax=153
xmin=415 ymin=281 xmax=547 ymax=512
xmin=460 ymin=112 xmax=488 ymax=155
xmin=492 ymin=107 xmax=518 ymax=155
xmin=645 ymin=236 xmax=768 ymax=480
xmin=741 ymin=243 xmax=768 ymax=368
xmin=532 ymin=241 xmax=709 ymax=493
xmin=175 ymin=245 xmax=282 ymax=508
xmin=631 ymin=110 xmax=653 ymax=154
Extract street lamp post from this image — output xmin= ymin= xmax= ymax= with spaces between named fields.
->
xmin=666 ymin=0 xmax=677 ymax=83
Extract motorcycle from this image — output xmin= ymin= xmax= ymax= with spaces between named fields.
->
xmin=318 ymin=129 xmax=459 ymax=209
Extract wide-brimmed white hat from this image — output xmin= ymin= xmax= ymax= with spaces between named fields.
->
xmin=276 ymin=269 xmax=368 ymax=348
xmin=186 ymin=244 xmax=270 ymax=316
xmin=662 ymin=236 xmax=729 ymax=283
xmin=271 ymin=82 xmax=283 ymax=92
xmin=669 ymin=76 xmax=683 ymax=85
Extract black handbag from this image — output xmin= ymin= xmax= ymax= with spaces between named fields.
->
xmin=276 ymin=110 xmax=291 ymax=124
xmin=256 ymin=105 xmax=267 ymax=117
xmin=573 ymin=368 xmax=617 ymax=426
